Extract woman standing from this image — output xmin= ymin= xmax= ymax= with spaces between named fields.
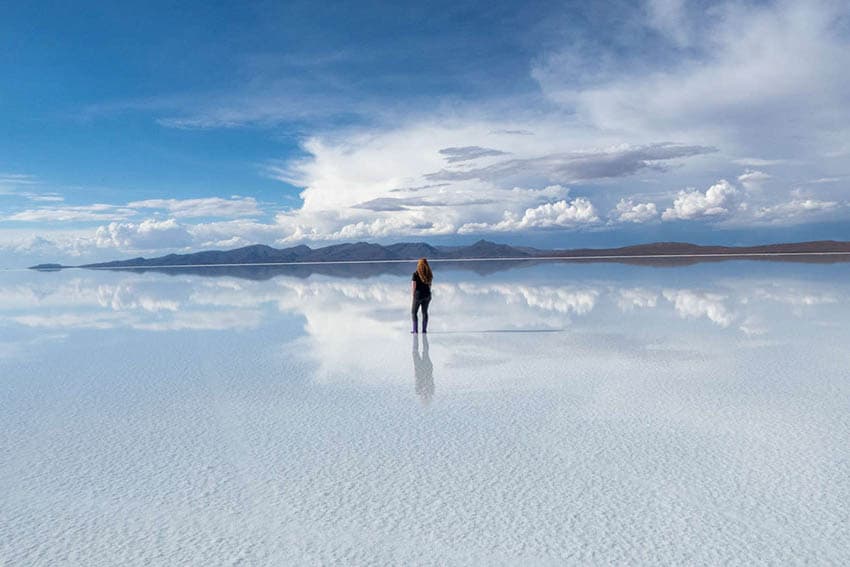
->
xmin=411 ymin=258 xmax=433 ymax=334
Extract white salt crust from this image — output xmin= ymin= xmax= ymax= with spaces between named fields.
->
xmin=1 ymin=264 xmax=849 ymax=565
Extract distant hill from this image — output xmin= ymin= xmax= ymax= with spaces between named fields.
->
xmin=28 ymin=239 xmax=850 ymax=270
xmin=75 ymin=239 xmax=531 ymax=268
xmin=550 ymin=240 xmax=850 ymax=257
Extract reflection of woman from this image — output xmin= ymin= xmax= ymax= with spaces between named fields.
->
xmin=413 ymin=334 xmax=434 ymax=405
xmin=411 ymin=258 xmax=433 ymax=334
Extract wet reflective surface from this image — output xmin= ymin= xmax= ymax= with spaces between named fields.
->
xmin=2 ymin=261 xmax=849 ymax=564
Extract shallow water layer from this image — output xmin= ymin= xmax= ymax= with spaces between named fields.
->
xmin=1 ymin=261 xmax=849 ymax=565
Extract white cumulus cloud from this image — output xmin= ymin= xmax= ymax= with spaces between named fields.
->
xmin=662 ymin=179 xmax=738 ymax=221
xmin=95 ymin=219 xmax=194 ymax=251
xmin=754 ymin=198 xmax=839 ymax=222
xmin=611 ymin=198 xmax=658 ymax=223
xmin=458 ymin=197 xmax=598 ymax=234
xmin=737 ymin=170 xmax=771 ymax=191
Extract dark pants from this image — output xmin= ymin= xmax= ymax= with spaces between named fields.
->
xmin=412 ymin=296 xmax=431 ymax=333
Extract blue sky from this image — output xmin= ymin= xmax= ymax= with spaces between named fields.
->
xmin=1 ymin=0 xmax=849 ymax=266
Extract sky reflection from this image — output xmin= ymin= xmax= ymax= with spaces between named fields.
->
xmin=1 ymin=264 xmax=846 ymax=331
xmin=2 ymin=261 xmax=849 ymax=564
xmin=2 ymin=261 xmax=848 ymax=393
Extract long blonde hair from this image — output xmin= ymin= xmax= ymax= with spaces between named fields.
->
xmin=416 ymin=258 xmax=433 ymax=285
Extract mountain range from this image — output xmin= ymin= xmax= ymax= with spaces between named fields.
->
xmin=30 ymin=239 xmax=850 ymax=270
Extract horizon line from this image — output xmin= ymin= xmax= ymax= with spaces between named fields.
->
xmin=35 ymin=250 xmax=850 ymax=271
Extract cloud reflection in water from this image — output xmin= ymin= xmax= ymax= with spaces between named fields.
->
xmin=0 ymin=263 xmax=847 ymax=398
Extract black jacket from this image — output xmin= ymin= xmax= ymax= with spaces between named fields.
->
xmin=412 ymin=272 xmax=431 ymax=299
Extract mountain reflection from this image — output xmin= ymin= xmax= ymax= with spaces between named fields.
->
xmin=85 ymin=252 xmax=850 ymax=281
xmin=92 ymin=260 xmax=545 ymax=281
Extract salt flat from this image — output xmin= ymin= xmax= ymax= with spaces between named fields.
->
xmin=1 ymin=261 xmax=848 ymax=565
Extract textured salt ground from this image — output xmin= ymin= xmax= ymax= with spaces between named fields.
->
xmin=2 ymin=329 xmax=848 ymax=565
xmin=2 ymin=265 xmax=850 ymax=565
